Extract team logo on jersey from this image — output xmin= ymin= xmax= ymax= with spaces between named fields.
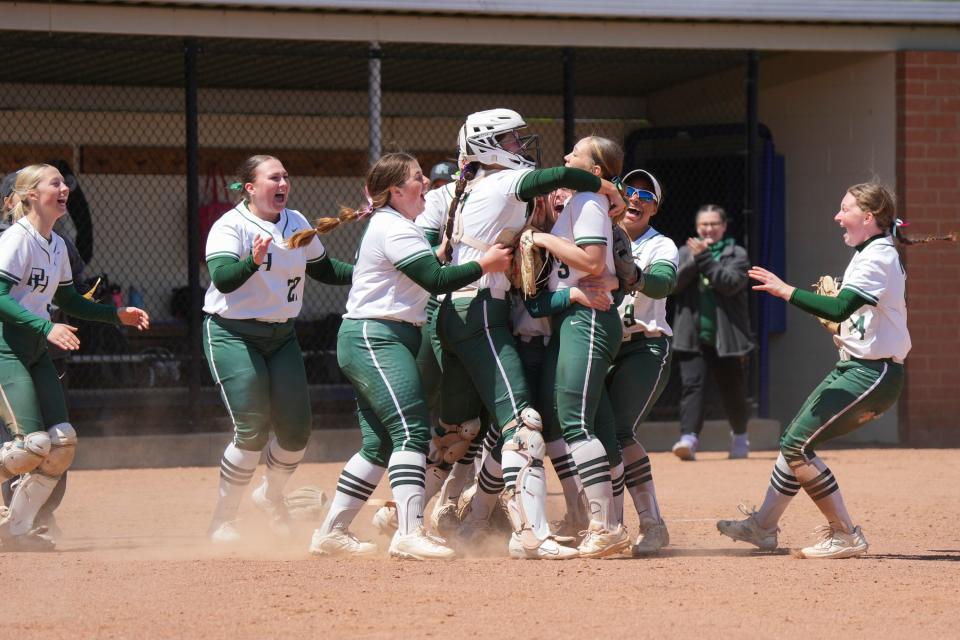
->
xmin=28 ymin=267 xmax=49 ymax=292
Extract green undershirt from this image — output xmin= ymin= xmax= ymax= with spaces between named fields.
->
xmin=207 ymin=255 xmax=353 ymax=294
xmin=524 ymin=288 xmax=572 ymax=318
xmin=517 ymin=167 xmax=601 ymax=202
xmin=790 ymin=287 xmax=872 ymax=322
xmin=638 ymin=262 xmax=677 ymax=300
xmin=397 ymin=254 xmax=483 ymax=296
xmin=0 ymin=280 xmax=119 ymax=337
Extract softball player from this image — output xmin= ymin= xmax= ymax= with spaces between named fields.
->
xmin=526 ymin=136 xmax=628 ymax=558
xmin=0 ymin=164 xmax=149 ymax=551
xmin=441 ymin=110 xmax=623 ymax=560
xmin=605 ymin=169 xmax=678 ymax=556
xmin=204 ymin=155 xmax=354 ymax=544
xmin=718 ymin=182 xmax=911 ymax=559
xmin=309 ymin=152 xmax=511 ymax=560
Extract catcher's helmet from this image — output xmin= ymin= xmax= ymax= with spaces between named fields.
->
xmin=457 ymin=108 xmax=540 ymax=171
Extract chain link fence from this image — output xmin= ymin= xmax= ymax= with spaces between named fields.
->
xmin=0 ymin=30 xmax=754 ymax=433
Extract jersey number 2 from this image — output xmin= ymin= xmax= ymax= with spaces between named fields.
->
xmin=287 ymin=277 xmax=301 ymax=302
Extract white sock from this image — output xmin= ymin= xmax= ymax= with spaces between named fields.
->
xmin=570 ymin=438 xmax=615 ymax=530
xmin=261 ymin=436 xmax=305 ymax=502
xmin=463 ymin=455 xmax=503 ymax=523
xmin=610 ymin=461 xmax=625 ymax=527
xmin=755 ymin=453 xmax=799 ymax=529
xmin=793 ymin=455 xmax=854 ymax=533
xmin=320 ymin=453 xmax=385 ymax=535
xmin=622 ymin=442 xmax=661 ymax=523
xmin=212 ymin=443 xmax=260 ymax=524
xmin=8 ymin=473 xmax=59 ymax=536
xmin=389 ymin=451 xmax=426 ymax=536
xmin=546 ymin=439 xmax=583 ymax=514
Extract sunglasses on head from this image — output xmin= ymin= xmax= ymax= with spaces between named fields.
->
xmin=625 ymin=186 xmax=657 ymax=202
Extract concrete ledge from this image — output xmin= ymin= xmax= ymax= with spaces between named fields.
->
xmin=73 ymin=418 xmax=781 ymax=470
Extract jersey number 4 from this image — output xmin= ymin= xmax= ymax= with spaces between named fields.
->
xmin=287 ymin=277 xmax=301 ymax=302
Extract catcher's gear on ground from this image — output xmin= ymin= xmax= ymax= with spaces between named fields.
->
xmin=813 ymin=275 xmax=841 ymax=334
xmin=283 ymin=485 xmax=329 ymax=522
xmin=612 ymin=224 xmax=641 ymax=292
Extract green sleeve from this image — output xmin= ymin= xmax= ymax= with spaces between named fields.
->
xmin=424 ymin=229 xmax=440 ymax=248
xmin=306 ymin=256 xmax=353 ymax=286
xmin=789 ymin=287 xmax=870 ymax=322
xmin=517 ymin=167 xmax=602 ymax=201
xmin=397 ymin=254 xmax=483 ymax=296
xmin=53 ymin=285 xmax=120 ymax=324
xmin=524 ymin=287 xmax=571 ymax=318
xmin=638 ymin=262 xmax=678 ymax=300
xmin=207 ymin=255 xmax=260 ymax=294
xmin=0 ymin=280 xmax=54 ymax=336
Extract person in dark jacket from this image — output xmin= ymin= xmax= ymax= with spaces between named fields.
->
xmin=671 ymin=204 xmax=754 ymax=461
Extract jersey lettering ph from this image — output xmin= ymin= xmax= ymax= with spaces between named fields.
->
xmin=449 ymin=168 xmax=531 ymax=293
xmin=344 ymin=207 xmax=436 ymax=325
xmin=203 ymin=203 xmax=325 ymax=321
xmin=0 ymin=219 xmax=72 ymax=319
xmin=547 ymin=192 xmax=615 ymax=294
xmin=836 ymin=236 xmax=911 ymax=362
xmin=619 ymin=227 xmax=678 ymax=337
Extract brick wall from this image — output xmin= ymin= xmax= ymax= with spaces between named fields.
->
xmin=896 ymin=51 xmax=960 ymax=446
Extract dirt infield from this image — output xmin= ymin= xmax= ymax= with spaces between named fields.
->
xmin=3 ymin=448 xmax=958 ymax=639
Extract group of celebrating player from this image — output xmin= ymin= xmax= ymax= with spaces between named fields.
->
xmin=0 ymin=107 xmax=918 ymax=560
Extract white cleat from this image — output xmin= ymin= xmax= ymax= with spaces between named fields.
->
xmin=717 ymin=505 xmax=779 ymax=551
xmin=389 ymin=527 xmax=456 ymax=561
xmin=632 ymin=517 xmax=670 ymax=557
xmin=508 ymin=533 xmax=578 ymax=560
xmin=251 ymin=484 xmax=292 ymax=538
xmin=208 ymin=519 xmax=242 ymax=544
xmin=3 ymin=528 xmax=55 ymax=552
xmin=309 ymin=528 xmax=378 ymax=557
xmin=796 ymin=525 xmax=868 ymax=559
xmin=671 ymin=434 xmax=698 ymax=461
xmin=729 ymin=433 xmax=750 ymax=459
xmin=577 ymin=520 xmax=631 ymax=559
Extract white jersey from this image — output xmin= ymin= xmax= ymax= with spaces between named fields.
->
xmin=344 ymin=207 xmax=436 ymax=325
xmin=835 ymin=236 xmax=910 ymax=362
xmin=547 ymin=192 xmax=615 ymax=295
xmin=510 ymin=292 xmax=552 ymax=338
xmin=619 ymin=226 xmax=678 ymax=338
xmin=203 ymin=203 xmax=326 ymax=322
xmin=450 ymin=167 xmax=532 ymax=293
xmin=417 ymin=183 xmax=454 ymax=236
xmin=0 ymin=218 xmax=72 ymax=320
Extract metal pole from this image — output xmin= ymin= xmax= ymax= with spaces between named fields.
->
xmin=745 ymin=50 xmax=764 ymax=417
xmin=184 ymin=37 xmax=202 ymax=428
xmin=368 ymin=42 xmax=382 ymax=166
xmin=562 ymin=47 xmax=576 ymax=155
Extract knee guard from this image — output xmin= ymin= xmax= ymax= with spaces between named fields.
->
xmin=502 ymin=421 xmax=548 ymax=551
xmin=0 ymin=432 xmax=51 ymax=481
xmin=38 ymin=423 xmax=76 ymax=477
xmin=434 ymin=418 xmax=481 ymax=465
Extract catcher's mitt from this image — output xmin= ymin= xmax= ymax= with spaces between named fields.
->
xmin=813 ymin=275 xmax=841 ymax=334
xmin=508 ymin=227 xmax=547 ymax=298
xmin=612 ymin=224 xmax=640 ymax=292
xmin=283 ymin=485 xmax=329 ymax=522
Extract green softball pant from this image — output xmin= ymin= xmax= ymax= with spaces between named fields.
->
xmin=607 ymin=335 xmax=672 ymax=446
xmin=415 ymin=296 xmax=443 ymax=412
xmin=780 ymin=358 xmax=904 ymax=462
xmin=0 ymin=325 xmax=68 ymax=436
xmin=202 ymin=315 xmax=312 ymax=452
xmin=337 ymin=318 xmax=430 ymax=467
xmin=540 ymin=304 xmax=622 ymax=464
xmin=438 ymin=292 xmax=532 ymax=439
